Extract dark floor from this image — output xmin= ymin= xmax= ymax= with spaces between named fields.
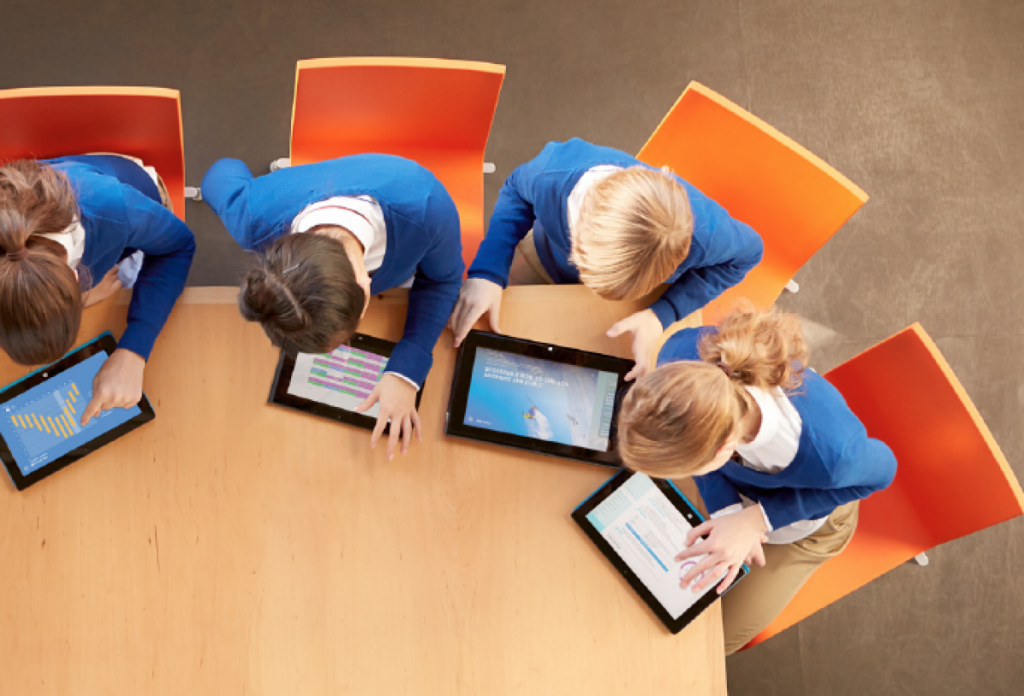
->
xmin=3 ymin=1 xmax=1023 ymax=693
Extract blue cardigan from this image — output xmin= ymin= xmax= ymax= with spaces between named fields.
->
xmin=46 ymin=158 xmax=196 ymax=361
xmin=657 ymin=328 xmax=897 ymax=530
xmin=201 ymin=155 xmax=464 ymax=386
xmin=467 ymin=139 xmax=764 ymax=328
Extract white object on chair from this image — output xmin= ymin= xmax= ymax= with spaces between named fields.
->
xmin=913 ymin=553 xmax=929 ymax=566
xmin=184 ymin=186 xmax=202 ymax=202
xmin=483 ymin=162 xmax=496 ymax=174
xmin=270 ymin=157 xmax=291 ymax=172
xmin=785 ymin=279 xmax=800 ymax=293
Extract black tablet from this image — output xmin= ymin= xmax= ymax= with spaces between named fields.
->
xmin=0 ymin=332 xmax=156 ymax=491
xmin=573 ymin=469 xmax=748 ymax=634
xmin=445 ymin=330 xmax=634 ymax=467
xmin=268 ymin=333 xmax=422 ymax=432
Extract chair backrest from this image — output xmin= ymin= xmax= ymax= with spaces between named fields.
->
xmin=638 ymin=82 xmax=868 ymax=323
xmin=0 ymin=87 xmax=186 ymax=220
xmin=744 ymin=323 xmax=1024 ymax=648
xmin=289 ymin=57 xmax=505 ymax=270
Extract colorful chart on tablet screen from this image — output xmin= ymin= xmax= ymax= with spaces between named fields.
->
xmin=286 ymin=345 xmax=389 ymax=418
xmin=0 ymin=352 xmax=142 ymax=475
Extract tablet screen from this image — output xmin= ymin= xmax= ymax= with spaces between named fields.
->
xmin=0 ymin=352 xmax=141 ymax=477
xmin=584 ymin=472 xmax=727 ymax=620
xmin=463 ymin=347 xmax=618 ymax=452
xmin=284 ymin=345 xmax=389 ymax=418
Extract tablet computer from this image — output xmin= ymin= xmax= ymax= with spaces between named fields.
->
xmin=573 ymin=468 xmax=748 ymax=634
xmin=0 ymin=332 xmax=156 ymax=491
xmin=268 ymin=333 xmax=422 ymax=432
xmin=445 ymin=330 xmax=633 ymax=467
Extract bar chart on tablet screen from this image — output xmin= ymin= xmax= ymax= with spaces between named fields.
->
xmin=286 ymin=345 xmax=389 ymax=417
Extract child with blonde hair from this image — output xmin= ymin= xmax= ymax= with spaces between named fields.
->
xmin=616 ymin=306 xmax=896 ymax=653
xmin=449 ymin=138 xmax=763 ymax=379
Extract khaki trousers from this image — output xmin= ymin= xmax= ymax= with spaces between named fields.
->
xmin=722 ymin=500 xmax=860 ymax=655
xmin=508 ymin=230 xmax=555 ymax=285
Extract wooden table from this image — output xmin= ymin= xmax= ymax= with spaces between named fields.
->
xmin=0 ymin=286 xmax=723 ymax=696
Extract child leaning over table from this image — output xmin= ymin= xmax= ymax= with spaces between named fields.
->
xmin=201 ymin=154 xmax=463 ymax=460
xmin=448 ymin=138 xmax=763 ymax=381
xmin=615 ymin=305 xmax=897 ymax=653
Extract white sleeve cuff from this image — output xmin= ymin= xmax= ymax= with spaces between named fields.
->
xmin=710 ymin=504 xmax=744 ymax=519
xmin=383 ymin=371 xmax=420 ymax=391
xmin=755 ymin=503 xmax=774 ymax=532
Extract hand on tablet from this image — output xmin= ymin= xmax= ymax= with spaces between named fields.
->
xmin=606 ymin=309 xmax=663 ymax=382
xmin=675 ymin=505 xmax=768 ymax=594
xmin=354 ymin=373 xmax=421 ymax=460
xmin=450 ymin=278 xmax=504 ymax=348
xmin=81 ymin=348 xmax=146 ymax=425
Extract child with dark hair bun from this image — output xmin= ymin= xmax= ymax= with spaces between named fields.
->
xmin=0 ymin=156 xmax=195 ymax=424
xmin=201 ymin=154 xmax=463 ymax=459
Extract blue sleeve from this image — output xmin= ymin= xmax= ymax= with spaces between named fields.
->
xmin=201 ymin=159 xmax=262 ymax=249
xmin=694 ymin=469 xmax=744 ymax=515
xmin=387 ymin=192 xmax=465 ymax=387
xmin=648 ymin=207 xmax=763 ymax=328
xmin=117 ymin=189 xmax=196 ymax=360
xmin=467 ymin=154 xmax=546 ymax=288
xmin=757 ymin=436 xmax=897 ymax=529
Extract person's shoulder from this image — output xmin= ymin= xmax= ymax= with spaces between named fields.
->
xmin=657 ymin=326 xmax=716 ymax=365
xmin=542 ymin=138 xmax=638 ymax=169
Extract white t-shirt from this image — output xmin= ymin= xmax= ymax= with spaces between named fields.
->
xmin=290 ymin=195 xmax=387 ymax=272
xmin=712 ymin=385 xmax=828 ymax=544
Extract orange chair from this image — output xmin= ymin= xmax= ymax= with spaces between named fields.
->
xmin=743 ymin=323 xmax=1024 ymax=649
xmin=638 ymin=82 xmax=868 ymax=324
xmin=0 ymin=86 xmax=186 ymax=220
xmin=288 ymin=57 xmax=506 ymax=269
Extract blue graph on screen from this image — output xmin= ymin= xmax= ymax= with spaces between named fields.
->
xmin=0 ymin=352 xmax=141 ymax=475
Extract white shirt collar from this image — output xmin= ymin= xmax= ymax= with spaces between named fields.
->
xmin=38 ymin=219 xmax=86 ymax=268
xmin=737 ymin=384 xmax=781 ymax=452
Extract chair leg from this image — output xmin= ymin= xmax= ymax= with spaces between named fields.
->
xmin=184 ymin=186 xmax=202 ymax=202
xmin=270 ymin=157 xmax=291 ymax=172
xmin=913 ymin=552 xmax=930 ymax=566
xmin=785 ymin=279 xmax=800 ymax=293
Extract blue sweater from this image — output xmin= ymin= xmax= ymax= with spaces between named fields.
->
xmin=467 ymin=139 xmax=764 ymax=328
xmin=46 ymin=158 xmax=196 ymax=361
xmin=201 ymin=155 xmax=464 ymax=387
xmin=658 ymin=328 xmax=897 ymax=530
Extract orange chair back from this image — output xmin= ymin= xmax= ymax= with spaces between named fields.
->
xmin=744 ymin=324 xmax=1024 ymax=649
xmin=0 ymin=87 xmax=186 ymax=220
xmin=638 ymin=82 xmax=868 ymax=323
xmin=289 ymin=58 xmax=506 ymax=269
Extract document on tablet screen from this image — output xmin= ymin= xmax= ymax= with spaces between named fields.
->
xmin=584 ymin=472 xmax=725 ymax=619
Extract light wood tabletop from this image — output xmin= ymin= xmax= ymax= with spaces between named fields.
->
xmin=0 ymin=285 xmax=723 ymax=696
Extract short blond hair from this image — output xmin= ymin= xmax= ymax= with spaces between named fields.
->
xmin=570 ymin=166 xmax=693 ymax=300
xmin=616 ymin=305 xmax=809 ymax=478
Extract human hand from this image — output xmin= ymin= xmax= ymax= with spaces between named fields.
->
xmin=82 ymin=265 xmax=123 ymax=308
xmin=449 ymin=278 xmax=504 ymax=347
xmin=606 ymin=309 xmax=664 ymax=381
xmin=354 ymin=374 xmax=422 ymax=460
xmin=676 ymin=505 xmax=769 ymax=594
xmin=81 ymin=348 xmax=146 ymax=425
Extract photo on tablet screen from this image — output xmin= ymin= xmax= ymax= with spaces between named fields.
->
xmin=285 ymin=344 xmax=390 ymax=418
xmin=464 ymin=347 xmax=618 ymax=452
xmin=0 ymin=351 xmax=141 ymax=478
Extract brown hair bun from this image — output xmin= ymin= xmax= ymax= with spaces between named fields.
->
xmin=239 ymin=232 xmax=365 ymax=354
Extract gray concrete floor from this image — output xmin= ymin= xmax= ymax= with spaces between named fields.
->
xmin=3 ymin=1 xmax=1022 ymax=693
